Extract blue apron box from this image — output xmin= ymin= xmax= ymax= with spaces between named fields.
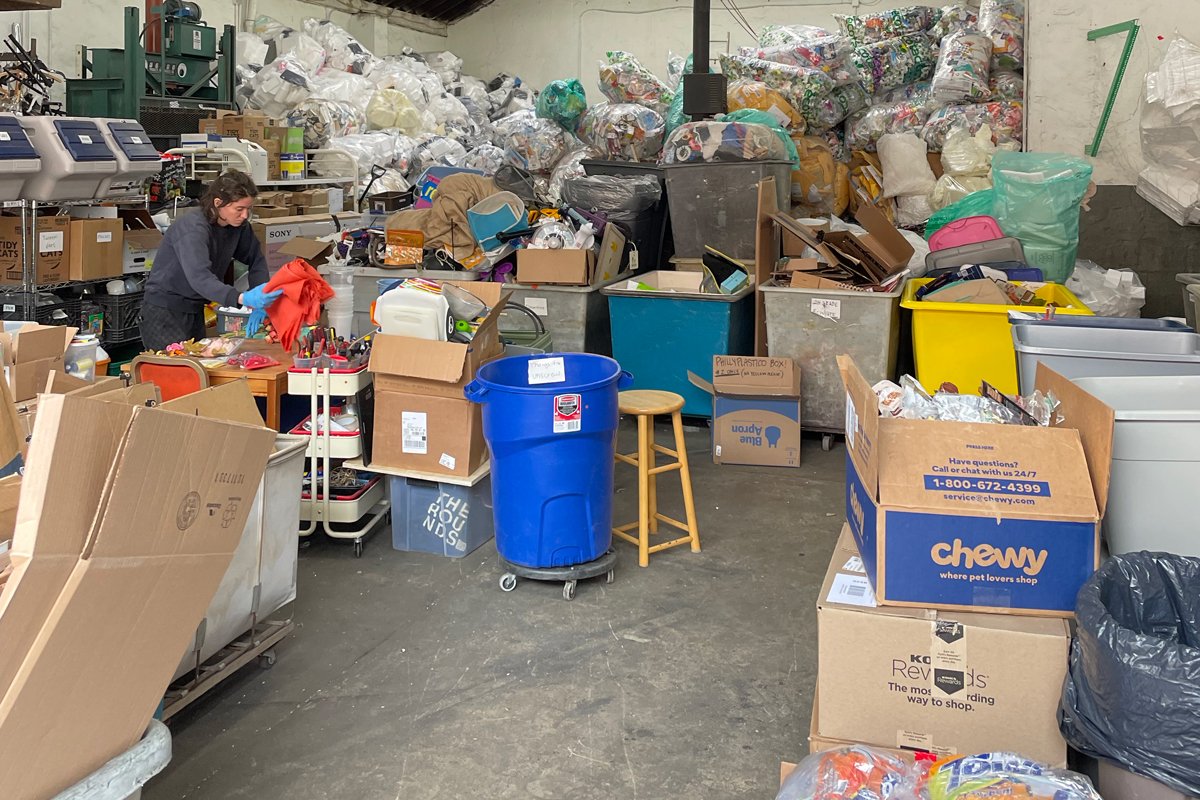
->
xmin=838 ymin=355 xmax=1114 ymax=617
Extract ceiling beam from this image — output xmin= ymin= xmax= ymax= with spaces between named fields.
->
xmin=380 ymin=7 xmax=449 ymax=37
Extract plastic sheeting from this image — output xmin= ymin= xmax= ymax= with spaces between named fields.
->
xmin=845 ymin=100 xmax=930 ymax=152
xmin=548 ymin=147 xmax=598 ymax=205
xmin=577 ymin=102 xmax=665 ymax=162
xmin=303 ymin=18 xmax=375 ymax=74
xmin=561 ymin=174 xmax=661 ymax=215
xmin=1060 ymin=553 xmax=1200 ymax=797
xmin=287 ymin=99 xmax=365 ymax=149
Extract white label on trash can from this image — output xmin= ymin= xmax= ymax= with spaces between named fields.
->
xmin=78 ymin=134 xmax=92 ymax=145
xmin=553 ymin=393 xmax=581 ymax=433
xmin=811 ymin=298 xmax=841 ymax=321
xmin=525 ymin=297 xmax=548 ymax=317
xmin=439 ymin=452 xmax=456 ymax=470
xmin=528 ymin=356 xmax=566 ymax=385
xmin=0 ymin=132 xmax=10 ymax=142
xmin=401 ymin=412 xmax=427 ymax=454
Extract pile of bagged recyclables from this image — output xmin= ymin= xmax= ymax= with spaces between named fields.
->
xmin=235 ymin=2 xmax=1024 ymax=221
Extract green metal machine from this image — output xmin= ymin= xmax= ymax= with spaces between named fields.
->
xmin=66 ymin=5 xmax=236 ymax=147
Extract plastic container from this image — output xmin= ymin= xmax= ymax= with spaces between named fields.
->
xmin=388 ymin=471 xmax=494 ymax=557
xmin=18 ymin=116 xmax=118 ymax=201
xmin=96 ymin=119 xmax=161 ymax=198
xmin=664 ymin=160 xmax=791 ymax=260
xmin=1072 ymin=375 xmax=1200 ymax=557
xmin=761 ymin=279 xmax=904 ymax=433
xmin=1181 ymin=275 xmax=1200 ymax=329
xmin=901 ymin=277 xmax=1093 ymax=394
xmin=216 ymin=307 xmax=252 ymax=336
xmin=580 ymin=159 xmax=674 ymax=270
xmin=925 ymin=237 xmax=1025 ymax=274
xmin=300 ymin=475 xmax=383 ymax=523
xmin=1012 ymin=324 xmax=1200 ymax=394
xmin=65 ymin=335 xmax=99 ymax=382
xmin=55 ymin=720 xmax=171 ymax=800
xmin=1008 ymin=312 xmax=1192 ymax=331
xmin=289 ymin=408 xmax=362 ymax=460
xmin=0 ymin=114 xmax=41 ymax=201
xmin=927 ymin=215 xmax=1005 ymax=251
xmin=602 ymin=271 xmax=755 ymax=417
xmin=286 ymin=364 xmax=371 ymax=396
xmin=502 ymin=272 xmax=628 ymax=355
xmin=372 ymin=285 xmax=450 ymax=340
xmin=96 ymin=291 xmax=144 ymax=332
xmin=464 ymin=353 xmax=631 ymax=569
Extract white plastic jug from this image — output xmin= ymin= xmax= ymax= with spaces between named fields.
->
xmin=374 ymin=286 xmax=450 ymax=341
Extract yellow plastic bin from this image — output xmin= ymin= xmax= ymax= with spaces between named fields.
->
xmin=901 ymin=279 xmax=1093 ymax=394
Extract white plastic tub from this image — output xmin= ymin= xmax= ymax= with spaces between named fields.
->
xmin=1073 ymin=375 xmax=1200 ymax=557
xmin=1013 ymin=324 xmax=1200 ymax=393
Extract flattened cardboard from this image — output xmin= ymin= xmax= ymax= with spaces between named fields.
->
xmin=160 ymin=381 xmax=267 ymax=428
xmin=817 ymin=527 xmax=1069 ymax=766
xmin=924 ymin=278 xmax=1009 ymax=306
xmin=592 ymin=224 xmax=626 ymax=286
xmin=838 ymin=354 xmax=1111 ymax=616
xmin=8 ymin=356 xmax=65 ymax=404
xmin=277 ymin=235 xmax=334 ymax=265
xmin=516 ymin=248 xmax=595 ymax=286
xmin=0 ymin=475 xmax=19 ymax=544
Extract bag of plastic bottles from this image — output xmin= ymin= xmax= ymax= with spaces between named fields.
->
xmin=598 ymin=50 xmax=674 ymax=116
xmin=577 ymin=102 xmax=666 ymax=162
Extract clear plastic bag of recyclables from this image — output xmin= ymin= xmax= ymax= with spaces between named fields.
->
xmin=1059 ymin=553 xmax=1200 ymax=797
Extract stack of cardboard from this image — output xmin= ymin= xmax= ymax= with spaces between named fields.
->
xmin=199 ymin=112 xmax=303 ymax=181
xmin=801 ymin=354 xmax=1116 ymax=767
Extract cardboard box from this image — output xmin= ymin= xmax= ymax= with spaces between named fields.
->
xmin=298 ymin=203 xmax=330 ymax=217
xmin=806 ymin=696 xmax=921 ymax=759
xmin=67 ymin=218 xmax=124 ymax=282
xmin=259 ymin=137 xmax=281 ymax=180
xmin=924 ymin=278 xmax=1010 ymax=305
xmin=326 ymin=187 xmax=345 ymax=214
xmin=368 ymin=282 xmax=508 ymax=477
xmin=254 ymin=191 xmax=288 ymax=207
xmin=0 ymin=389 xmax=275 ymax=798
xmin=289 ymin=189 xmax=326 ymax=206
xmin=71 ymin=207 xmax=161 ymax=275
xmin=816 ymin=526 xmax=1070 ymax=765
xmin=216 ymin=112 xmax=273 ymax=143
xmin=252 ymin=205 xmax=293 ymax=220
xmin=277 ymin=236 xmax=334 ymax=269
xmin=0 ymin=215 xmax=71 ymax=285
xmin=839 ymin=355 xmax=1111 ymax=616
xmin=517 ymin=248 xmax=596 ymax=286
xmin=252 ymin=212 xmax=359 ymax=273
xmin=1 ymin=324 xmax=75 ymax=404
xmin=689 ymin=356 xmax=802 ymax=467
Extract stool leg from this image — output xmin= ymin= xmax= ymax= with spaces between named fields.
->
xmin=647 ymin=419 xmax=659 ymax=534
xmin=672 ymin=411 xmax=701 ymax=553
xmin=636 ymin=413 xmax=651 ymax=567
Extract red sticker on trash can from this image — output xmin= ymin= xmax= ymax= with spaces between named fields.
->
xmin=553 ymin=394 xmax=581 ymax=433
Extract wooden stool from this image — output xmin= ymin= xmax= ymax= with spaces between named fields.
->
xmin=613 ymin=390 xmax=701 ymax=567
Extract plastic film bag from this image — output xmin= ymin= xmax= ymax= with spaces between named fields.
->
xmin=790 ymin=135 xmax=848 ymax=216
xmin=667 ymin=52 xmax=686 ymax=90
xmin=368 ymin=59 xmax=429 ymax=106
xmin=246 ymin=53 xmax=314 ymax=119
xmin=428 ymin=93 xmax=471 ymax=126
xmin=661 ymin=120 xmax=790 ymax=164
xmin=503 ymin=114 xmax=570 ymax=173
xmin=879 ymin=133 xmax=935 ymax=198
xmin=423 ymin=51 xmax=464 ymax=86
xmin=237 ymin=32 xmax=269 ymax=71
xmin=537 ymin=78 xmax=589 ymax=132
xmin=896 ymin=193 xmax=934 ymax=227
xmin=577 ymin=102 xmax=665 ymax=162
xmin=720 ymin=109 xmax=799 ymax=163
xmin=835 ymin=6 xmax=938 ymax=46
xmin=805 ymin=82 xmax=870 ymax=132
xmin=719 ymin=53 xmax=837 ymax=120
xmin=989 ymin=70 xmax=1024 ymax=101
xmin=775 ymin=746 xmax=914 ymax=800
xmin=980 ymin=0 xmax=1025 ymax=71
xmin=755 ymin=24 xmax=852 ymax=72
xmin=851 ymin=33 xmax=937 ymax=96
xmin=366 ymin=88 xmax=433 ymax=135
xmin=273 ymin=31 xmax=326 ymax=74
xmin=252 ymin=15 xmax=292 ymax=43
xmin=488 ymin=78 xmax=536 ymax=119
xmin=309 ymin=69 xmax=376 ymax=113
xmin=941 ymin=126 xmax=998 ymax=176
xmin=874 ymin=80 xmax=933 ymax=107
xmin=463 ymin=143 xmax=507 ymax=176
xmin=411 ymin=134 xmax=469 ymax=174
xmin=1065 ymin=260 xmax=1146 ymax=317
xmin=930 ymin=173 xmax=993 ymax=209
xmin=992 ymin=151 xmax=1093 ymax=282
xmin=598 ymin=50 xmax=674 ymax=116
xmin=547 ymin=147 xmax=598 ymax=205
xmin=664 ymin=53 xmax=694 ymax=136
xmin=824 ymin=127 xmax=850 ymax=162
xmin=929 ymin=4 xmax=979 ymax=43
xmin=922 ymin=101 xmax=1023 ymax=151
xmin=328 ymin=131 xmax=417 ymax=176
xmin=924 ymin=753 xmax=1103 ymax=800
xmin=1059 ymin=553 xmax=1200 ymax=796
xmin=845 ymin=101 xmax=930 ymax=152
xmin=726 ymin=79 xmax=805 ymax=132
xmin=303 ymin=18 xmax=375 ymax=74
xmin=561 ymin=174 xmax=661 ymax=215
xmin=930 ymin=31 xmax=993 ymax=104
xmin=925 ymin=189 xmax=996 ymax=240
xmin=449 ymin=76 xmax=490 ymax=108
xmin=287 ymin=99 xmax=365 ymax=148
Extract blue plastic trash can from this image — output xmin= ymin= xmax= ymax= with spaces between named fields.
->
xmin=465 ymin=353 xmax=632 ymax=569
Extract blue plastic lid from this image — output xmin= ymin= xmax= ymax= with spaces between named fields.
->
xmin=105 ymin=121 xmax=160 ymax=162
xmin=0 ymin=116 xmax=37 ymax=160
xmin=53 ymin=120 xmax=115 ymax=162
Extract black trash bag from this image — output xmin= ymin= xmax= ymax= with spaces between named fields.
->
xmin=560 ymin=174 xmax=661 ymax=214
xmin=1059 ymin=552 xmax=1200 ymax=796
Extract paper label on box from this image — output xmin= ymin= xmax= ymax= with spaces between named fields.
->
xmin=811 ymin=298 xmax=841 ymax=321
xmin=131 ymin=136 xmax=143 ymax=145
xmin=438 ymin=452 xmax=456 ymax=470
xmin=553 ymin=393 xmax=581 ymax=433
xmin=78 ymin=134 xmax=92 ymax=145
xmin=715 ymin=444 xmax=722 ymax=457
xmin=841 ymin=555 xmax=865 ymax=574
xmin=38 ymin=231 xmax=64 ymax=254
xmin=766 ymin=104 xmax=792 ymax=127
xmin=897 ymin=730 xmax=935 ymax=750
xmin=2 ymin=304 xmax=13 ymax=313
xmin=528 ymin=356 xmax=566 ymax=385
xmin=844 ymin=392 xmax=858 ymax=449
xmin=525 ymin=297 xmax=548 ymax=316
xmin=401 ymin=411 xmax=428 ymax=454
xmin=96 ymin=232 xmax=113 ymax=243
xmin=0 ymin=132 xmax=10 ymax=142
xmin=931 ymin=620 xmax=967 ymax=696
xmin=828 ymin=573 xmax=876 ymax=607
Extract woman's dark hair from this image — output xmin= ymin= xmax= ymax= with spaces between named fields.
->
xmin=201 ymin=170 xmax=258 ymax=224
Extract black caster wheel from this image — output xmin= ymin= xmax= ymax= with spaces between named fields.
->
xmin=258 ymin=649 xmax=277 ymax=669
xmin=563 ymin=580 xmax=577 ymax=601
xmin=606 ymin=570 xmax=615 ymax=584
xmin=822 ymin=434 xmax=834 ymax=452
xmin=353 ymin=540 xmax=364 ymax=558
xmin=499 ymin=573 xmax=518 ymax=592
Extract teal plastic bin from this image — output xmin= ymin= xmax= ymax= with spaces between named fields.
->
xmin=602 ymin=271 xmax=754 ymax=417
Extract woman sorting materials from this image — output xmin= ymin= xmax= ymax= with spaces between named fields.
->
xmin=139 ymin=171 xmax=283 ymax=351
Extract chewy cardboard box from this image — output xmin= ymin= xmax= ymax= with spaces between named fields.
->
xmin=517 ymin=248 xmax=596 ymax=286
xmin=68 ymin=217 xmax=124 ymax=281
xmin=368 ymin=282 xmax=508 ymax=477
xmin=252 ymin=212 xmax=358 ymax=273
xmin=0 ymin=214 xmax=71 ymax=285
xmin=839 ymin=355 xmax=1112 ymax=616
xmin=689 ymin=355 xmax=802 ymax=467
xmin=0 ymin=389 xmax=275 ymax=799
xmin=816 ymin=525 xmax=1070 ymax=766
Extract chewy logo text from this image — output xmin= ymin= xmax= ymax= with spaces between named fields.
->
xmin=930 ymin=539 xmax=1047 ymax=576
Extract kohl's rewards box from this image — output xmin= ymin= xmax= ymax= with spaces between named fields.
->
xmin=837 ymin=355 xmax=1112 ymax=616
xmin=689 ymin=356 xmax=801 ymax=467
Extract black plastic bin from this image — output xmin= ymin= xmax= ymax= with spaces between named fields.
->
xmin=580 ymin=160 xmax=673 ymax=271
xmin=96 ymin=291 xmax=144 ymax=332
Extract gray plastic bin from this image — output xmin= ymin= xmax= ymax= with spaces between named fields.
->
xmin=501 ymin=273 xmax=628 ymax=355
xmin=1013 ymin=324 xmax=1200 ymax=393
xmin=1072 ymin=375 xmax=1200 ymax=557
xmin=665 ymin=160 xmax=791 ymax=260
xmin=389 ymin=472 xmax=494 ymax=558
xmin=1178 ymin=274 xmax=1200 ymax=328
xmin=55 ymin=721 xmax=171 ymax=800
xmin=760 ymin=279 xmax=904 ymax=435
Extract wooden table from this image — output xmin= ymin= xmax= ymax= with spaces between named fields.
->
xmin=205 ymin=343 xmax=292 ymax=431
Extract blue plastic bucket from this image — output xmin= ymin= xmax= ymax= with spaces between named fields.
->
xmin=465 ymin=353 xmax=632 ymax=569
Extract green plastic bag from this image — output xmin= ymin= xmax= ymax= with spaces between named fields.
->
xmin=719 ymin=109 xmax=800 ymax=165
xmin=536 ymin=78 xmax=588 ymax=132
xmin=665 ymin=54 xmax=694 ymax=136
xmin=925 ymin=189 xmax=996 ymax=241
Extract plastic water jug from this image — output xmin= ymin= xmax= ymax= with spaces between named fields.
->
xmin=374 ymin=286 xmax=450 ymax=340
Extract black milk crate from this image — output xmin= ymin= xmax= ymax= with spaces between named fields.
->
xmin=100 ymin=323 xmax=141 ymax=347
xmin=96 ymin=291 xmax=144 ymax=332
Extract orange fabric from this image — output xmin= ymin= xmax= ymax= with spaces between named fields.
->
xmin=265 ymin=258 xmax=335 ymax=350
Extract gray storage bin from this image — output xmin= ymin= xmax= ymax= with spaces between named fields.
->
xmin=926 ymin=237 xmax=1026 ymax=274
xmin=1072 ymin=375 xmax=1200 ymax=558
xmin=665 ymin=160 xmax=791 ymax=260
xmin=1013 ymin=324 xmax=1200 ymax=393
xmin=502 ymin=273 xmax=629 ymax=355
xmin=1178 ymin=273 xmax=1200 ymax=328
xmin=389 ymin=472 xmax=494 ymax=558
xmin=761 ymin=279 xmax=904 ymax=435
xmin=54 ymin=721 xmax=171 ymax=800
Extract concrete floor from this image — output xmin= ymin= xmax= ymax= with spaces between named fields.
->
xmin=147 ymin=423 xmax=847 ymax=799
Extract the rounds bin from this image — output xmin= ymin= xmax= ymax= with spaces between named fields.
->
xmin=465 ymin=353 xmax=632 ymax=569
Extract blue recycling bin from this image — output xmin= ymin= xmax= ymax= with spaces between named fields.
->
xmin=465 ymin=353 xmax=631 ymax=568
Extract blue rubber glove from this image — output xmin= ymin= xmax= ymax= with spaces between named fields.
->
xmin=242 ymin=283 xmax=283 ymax=310
xmin=247 ymin=307 xmax=268 ymax=338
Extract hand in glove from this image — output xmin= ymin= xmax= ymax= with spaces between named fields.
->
xmin=242 ymin=283 xmax=283 ymax=310
xmin=247 ymin=308 xmax=269 ymax=338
